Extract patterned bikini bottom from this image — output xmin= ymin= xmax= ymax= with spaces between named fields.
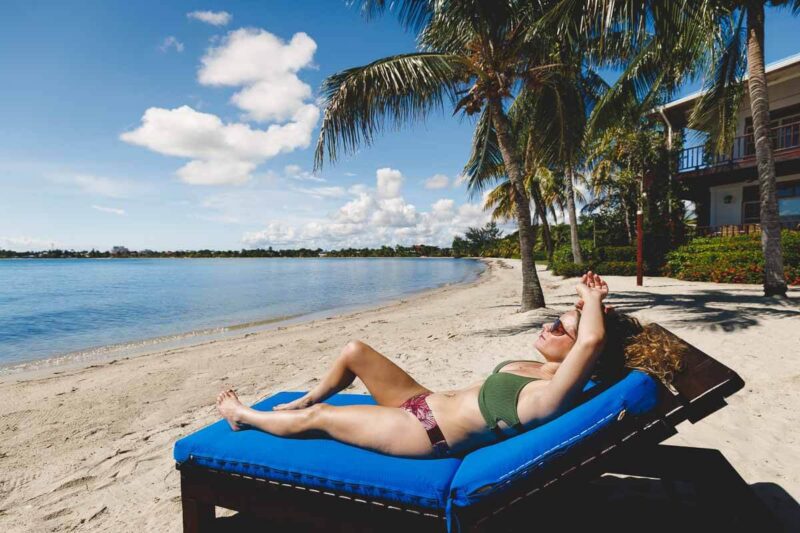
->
xmin=399 ymin=392 xmax=452 ymax=458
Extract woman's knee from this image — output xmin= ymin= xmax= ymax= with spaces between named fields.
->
xmin=340 ymin=340 xmax=368 ymax=364
xmin=299 ymin=403 xmax=330 ymax=432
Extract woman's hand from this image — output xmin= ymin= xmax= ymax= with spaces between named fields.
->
xmin=575 ymin=271 xmax=609 ymax=302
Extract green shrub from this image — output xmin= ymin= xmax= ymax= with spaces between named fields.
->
xmin=595 ymin=246 xmax=637 ymax=262
xmin=551 ymin=241 xmax=642 ymax=277
xmin=553 ymin=261 xmax=587 ymax=277
xmin=595 ymin=261 xmax=640 ymax=276
xmin=664 ymin=230 xmax=800 ymax=285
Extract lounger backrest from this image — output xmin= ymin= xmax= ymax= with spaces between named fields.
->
xmin=448 ymin=370 xmax=658 ymax=509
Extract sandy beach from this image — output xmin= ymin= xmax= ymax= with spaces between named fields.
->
xmin=0 ymin=259 xmax=798 ymax=531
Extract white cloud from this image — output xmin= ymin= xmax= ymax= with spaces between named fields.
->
xmin=371 ymin=197 xmax=418 ymax=227
xmin=49 ymin=174 xmax=144 ymax=198
xmin=347 ymin=184 xmax=368 ymax=195
xmin=337 ymin=192 xmax=376 ymax=224
xmin=376 ymin=167 xmax=403 ymax=199
xmin=0 ymin=236 xmax=57 ymax=252
xmin=121 ymin=104 xmax=319 ymax=185
xmin=159 ymin=36 xmax=184 ymax=53
xmin=198 ymin=29 xmax=317 ymax=122
xmin=284 ymin=164 xmax=325 ymax=182
xmin=91 ymin=205 xmax=127 ymax=216
xmin=187 ymin=10 xmax=232 ymax=26
xmin=431 ymin=198 xmax=455 ymax=220
xmin=424 ymin=173 xmax=449 ymax=189
xmin=176 ymin=158 xmax=256 ymax=186
xmin=122 ymin=28 xmax=320 ymax=186
xmin=230 ymin=78 xmax=312 ymax=122
xmin=241 ymin=168 xmax=492 ymax=249
xmin=292 ymin=186 xmax=347 ymax=199
xmin=242 ymin=222 xmax=296 ymax=247
xmin=452 ymin=173 xmax=468 ymax=188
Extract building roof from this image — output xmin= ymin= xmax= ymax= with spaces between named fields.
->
xmin=660 ymin=52 xmax=800 ymax=113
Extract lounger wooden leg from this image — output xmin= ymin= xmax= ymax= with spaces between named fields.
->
xmin=181 ymin=496 xmax=215 ymax=533
xmin=180 ymin=469 xmax=215 ymax=533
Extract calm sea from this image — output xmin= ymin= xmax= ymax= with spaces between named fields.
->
xmin=0 ymin=258 xmax=484 ymax=371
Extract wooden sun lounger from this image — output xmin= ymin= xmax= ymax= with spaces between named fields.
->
xmin=176 ymin=325 xmax=776 ymax=532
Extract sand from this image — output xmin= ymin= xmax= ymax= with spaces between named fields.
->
xmin=0 ymin=259 xmax=798 ymax=531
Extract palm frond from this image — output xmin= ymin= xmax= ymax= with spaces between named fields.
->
xmin=314 ymin=52 xmax=468 ymax=169
xmin=688 ymin=11 xmax=746 ymax=155
xmin=349 ymin=0 xmax=434 ymax=33
xmin=462 ymin=104 xmax=506 ymax=198
xmin=484 ymin=180 xmax=517 ymax=222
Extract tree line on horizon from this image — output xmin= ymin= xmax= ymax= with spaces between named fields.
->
xmin=0 ymin=243 xmax=456 ymax=259
xmin=0 ymin=223 xmax=520 ymax=259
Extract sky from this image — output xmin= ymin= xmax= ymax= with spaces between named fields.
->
xmin=1 ymin=1 xmax=799 ymax=252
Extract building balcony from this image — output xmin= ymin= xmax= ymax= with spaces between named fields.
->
xmin=693 ymin=221 xmax=799 ymax=238
xmin=678 ymin=121 xmax=800 ymax=174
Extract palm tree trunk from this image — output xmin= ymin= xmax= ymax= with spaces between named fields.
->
xmin=565 ymin=166 xmax=584 ymax=264
xmin=524 ymin=135 xmax=554 ymax=263
xmin=747 ymin=4 xmax=787 ymax=297
xmin=620 ymin=194 xmax=633 ymax=244
xmin=531 ymin=183 xmax=554 ymax=263
xmin=490 ymin=100 xmax=546 ymax=310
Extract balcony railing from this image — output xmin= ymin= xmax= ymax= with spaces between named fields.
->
xmin=678 ymin=121 xmax=800 ymax=173
xmin=692 ymin=221 xmax=800 ymax=238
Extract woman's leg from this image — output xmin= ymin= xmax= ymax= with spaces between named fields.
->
xmin=274 ymin=340 xmax=430 ymax=410
xmin=218 ymin=390 xmax=434 ymax=457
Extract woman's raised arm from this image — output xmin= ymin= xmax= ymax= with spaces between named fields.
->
xmin=541 ymin=272 xmax=608 ymax=412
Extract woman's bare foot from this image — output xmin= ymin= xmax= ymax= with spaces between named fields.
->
xmin=216 ymin=389 xmax=246 ymax=431
xmin=273 ymin=395 xmax=315 ymax=411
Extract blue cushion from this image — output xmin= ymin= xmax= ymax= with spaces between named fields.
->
xmin=173 ymin=392 xmax=462 ymax=509
xmin=448 ymin=370 xmax=659 ymax=510
xmin=174 ymin=372 xmax=658 ymax=530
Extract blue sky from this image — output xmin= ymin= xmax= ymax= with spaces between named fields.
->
xmin=1 ymin=1 xmax=798 ymax=251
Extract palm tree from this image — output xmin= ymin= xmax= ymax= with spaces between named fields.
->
xmin=587 ymin=122 xmax=667 ymax=244
xmin=462 ymin=97 xmax=557 ymax=263
xmin=530 ymin=69 xmax=606 ymax=265
xmin=550 ymin=0 xmax=797 ymax=296
xmin=314 ymin=1 xmax=554 ymax=310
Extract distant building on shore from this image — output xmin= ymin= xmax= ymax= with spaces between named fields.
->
xmin=110 ymin=246 xmax=130 ymax=257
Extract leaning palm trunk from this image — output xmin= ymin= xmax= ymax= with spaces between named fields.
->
xmin=746 ymin=5 xmax=786 ymax=297
xmin=524 ymin=136 xmax=554 ymax=263
xmin=531 ymin=183 xmax=554 ymax=263
xmin=491 ymin=101 xmax=546 ymax=310
xmin=620 ymin=194 xmax=633 ymax=244
xmin=565 ymin=167 xmax=584 ymax=264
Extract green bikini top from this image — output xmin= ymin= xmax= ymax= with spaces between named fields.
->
xmin=478 ymin=359 xmax=541 ymax=439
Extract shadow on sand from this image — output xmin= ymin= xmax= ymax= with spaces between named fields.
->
xmin=212 ymin=474 xmax=798 ymax=532
xmin=475 ymin=289 xmax=799 ymax=337
xmin=608 ymin=289 xmax=799 ymax=332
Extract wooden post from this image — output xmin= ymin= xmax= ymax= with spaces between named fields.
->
xmin=636 ymin=209 xmax=644 ymax=286
xmin=636 ymin=174 xmax=644 ymax=286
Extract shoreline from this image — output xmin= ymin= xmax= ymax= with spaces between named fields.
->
xmin=0 ymin=259 xmax=797 ymax=531
xmin=0 ymin=258 xmax=489 ymax=383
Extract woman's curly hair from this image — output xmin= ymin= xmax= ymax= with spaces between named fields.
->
xmin=590 ymin=310 xmax=687 ymax=384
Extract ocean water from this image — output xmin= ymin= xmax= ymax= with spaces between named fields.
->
xmin=0 ymin=258 xmax=484 ymax=370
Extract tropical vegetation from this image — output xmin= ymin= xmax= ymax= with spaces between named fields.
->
xmin=314 ymin=1 xmax=583 ymax=310
xmin=551 ymin=0 xmax=800 ymax=296
xmin=664 ymin=230 xmax=800 ymax=285
xmin=311 ymin=0 xmax=799 ymax=298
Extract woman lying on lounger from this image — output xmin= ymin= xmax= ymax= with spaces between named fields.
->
xmin=216 ymin=272 xmax=684 ymax=458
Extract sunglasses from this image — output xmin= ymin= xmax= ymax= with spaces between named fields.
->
xmin=549 ymin=317 xmax=575 ymax=340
